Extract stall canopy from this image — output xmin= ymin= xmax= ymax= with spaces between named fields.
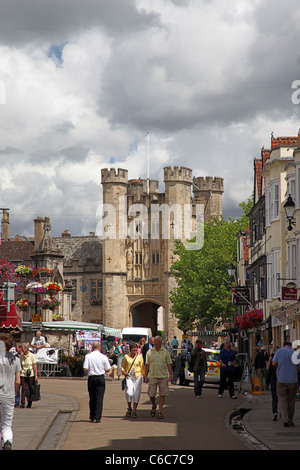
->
xmin=0 ymin=303 xmax=22 ymax=332
xmin=22 ymin=320 xmax=103 ymax=332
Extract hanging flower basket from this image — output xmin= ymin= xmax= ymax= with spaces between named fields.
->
xmin=44 ymin=282 xmax=62 ymax=295
xmin=36 ymin=267 xmax=54 ymax=278
xmin=15 ymin=265 xmax=34 ymax=277
xmin=52 ymin=313 xmax=64 ymax=321
xmin=234 ymin=309 xmax=263 ymax=330
xmin=0 ymin=259 xmax=16 ymax=282
xmin=16 ymin=298 xmax=32 ymax=311
xmin=25 ymin=282 xmax=46 ymax=294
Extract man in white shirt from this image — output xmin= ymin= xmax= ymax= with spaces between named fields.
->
xmin=83 ymin=341 xmax=111 ymax=423
xmin=30 ymin=330 xmax=46 ymax=353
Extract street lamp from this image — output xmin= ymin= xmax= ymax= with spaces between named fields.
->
xmin=227 ymin=262 xmax=236 ymax=279
xmin=283 ymin=194 xmax=295 ymax=231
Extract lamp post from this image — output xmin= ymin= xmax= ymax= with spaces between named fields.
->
xmin=283 ymin=194 xmax=295 ymax=231
xmin=227 ymin=262 xmax=236 ymax=280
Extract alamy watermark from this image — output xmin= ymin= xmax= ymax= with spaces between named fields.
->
xmin=0 ymin=80 xmax=6 ymax=105
xmin=95 ymin=196 xmax=204 ymax=250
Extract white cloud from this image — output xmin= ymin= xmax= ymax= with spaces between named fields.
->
xmin=0 ymin=0 xmax=300 ymax=236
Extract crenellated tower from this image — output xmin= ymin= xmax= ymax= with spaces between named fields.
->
xmin=100 ymin=166 xmax=224 ymax=339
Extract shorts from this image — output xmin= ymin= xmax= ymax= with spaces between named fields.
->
xmin=148 ymin=377 xmax=169 ymax=397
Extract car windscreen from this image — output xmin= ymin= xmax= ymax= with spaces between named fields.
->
xmin=205 ymin=352 xmax=220 ymax=362
xmin=122 ymin=334 xmax=146 ymax=343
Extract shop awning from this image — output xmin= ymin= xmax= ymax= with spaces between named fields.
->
xmin=0 ymin=303 xmax=23 ymax=332
xmin=22 ymin=320 xmax=103 ymax=332
xmin=102 ymin=326 xmax=122 ymax=338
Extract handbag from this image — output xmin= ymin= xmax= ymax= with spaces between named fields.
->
xmin=122 ymin=354 xmax=137 ymax=391
xmin=31 ymin=380 xmax=41 ymax=401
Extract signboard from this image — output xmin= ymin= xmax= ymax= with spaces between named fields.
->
xmin=233 ymin=286 xmax=250 ymax=305
xmin=35 ymin=347 xmax=58 ymax=364
xmin=75 ymin=330 xmax=101 ymax=351
xmin=282 ymin=287 xmax=298 ymax=301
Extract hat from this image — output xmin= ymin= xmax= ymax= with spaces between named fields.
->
xmin=292 ymin=340 xmax=300 ymax=349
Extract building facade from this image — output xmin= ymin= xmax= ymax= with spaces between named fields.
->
xmin=238 ymin=131 xmax=300 ymax=357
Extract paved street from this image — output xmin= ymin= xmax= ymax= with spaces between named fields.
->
xmin=13 ymin=377 xmax=249 ymax=451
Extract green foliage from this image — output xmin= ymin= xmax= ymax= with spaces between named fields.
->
xmin=170 ymin=198 xmax=252 ymax=332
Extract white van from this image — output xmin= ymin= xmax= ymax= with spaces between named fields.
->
xmin=121 ymin=327 xmax=152 ymax=344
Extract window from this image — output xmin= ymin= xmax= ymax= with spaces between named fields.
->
xmin=287 ymin=242 xmax=297 ymax=282
xmin=135 ymin=253 xmax=142 ymax=264
xmin=91 ymin=280 xmax=102 ymax=302
xmin=265 ymin=181 xmax=280 ymax=222
xmin=273 ymin=183 xmax=279 ymax=219
xmin=152 ymin=252 xmax=159 ymax=264
xmin=267 ymin=250 xmax=281 ymax=299
xmin=71 ymin=279 xmax=77 ymax=301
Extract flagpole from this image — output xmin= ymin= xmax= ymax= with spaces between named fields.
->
xmin=147 ymin=131 xmax=150 ymax=194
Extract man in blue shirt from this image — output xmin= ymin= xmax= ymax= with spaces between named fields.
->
xmin=218 ymin=340 xmax=237 ymax=399
xmin=272 ymin=341 xmax=300 ymax=427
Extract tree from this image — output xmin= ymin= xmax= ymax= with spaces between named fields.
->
xmin=169 ymin=198 xmax=252 ymax=332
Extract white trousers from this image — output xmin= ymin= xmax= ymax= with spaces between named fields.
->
xmin=125 ymin=375 xmax=143 ymax=404
xmin=0 ymin=402 xmax=14 ymax=448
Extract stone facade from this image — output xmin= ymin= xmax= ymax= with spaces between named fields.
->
xmin=100 ymin=166 xmax=224 ymax=341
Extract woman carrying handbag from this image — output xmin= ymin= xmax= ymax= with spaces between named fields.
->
xmin=121 ymin=342 xmax=144 ymax=419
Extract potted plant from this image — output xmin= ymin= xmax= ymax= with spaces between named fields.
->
xmin=90 ymin=298 xmax=102 ymax=306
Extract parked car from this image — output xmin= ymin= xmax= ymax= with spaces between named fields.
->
xmin=182 ymin=348 xmax=221 ymax=386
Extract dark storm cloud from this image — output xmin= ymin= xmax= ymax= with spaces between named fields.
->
xmin=0 ymin=0 xmax=160 ymax=46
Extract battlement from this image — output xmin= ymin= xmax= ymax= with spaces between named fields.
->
xmin=101 ymin=168 xmax=128 ymax=184
xmin=163 ymin=166 xmax=193 ymax=184
xmin=193 ymin=176 xmax=224 ymax=193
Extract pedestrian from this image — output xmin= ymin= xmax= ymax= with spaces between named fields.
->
xmin=13 ymin=343 xmax=23 ymax=407
xmin=83 ymin=341 xmax=111 ymax=423
xmin=266 ymin=346 xmax=279 ymax=421
xmin=187 ymin=340 xmax=193 ymax=353
xmin=218 ymin=340 xmax=237 ymax=399
xmin=121 ymin=342 xmax=145 ymax=419
xmin=171 ymin=336 xmax=178 ymax=349
xmin=138 ymin=337 xmax=145 ymax=354
xmin=0 ymin=334 xmax=21 ymax=450
xmin=189 ymin=339 xmax=207 ymax=397
xmin=115 ymin=339 xmax=123 ymax=380
xmin=20 ymin=342 xmax=38 ymax=408
xmin=181 ymin=339 xmax=188 ymax=350
xmin=254 ymin=346 xmax=269 ymax=391
xmin=144 ymin=335 xmax=172 ymax=419
xmin=121 ymin=339 xmax=129 ymax=356
xmin=30 ymin=330 xmax=47 ymax=353
xmin=272 ymin=341 xmax=300 ymax=427
xmin=142 ymin=336 xmax=154 ymax=364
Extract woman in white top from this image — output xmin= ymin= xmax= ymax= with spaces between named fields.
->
xmin=121 ymin=342 xmax=144 ymax=419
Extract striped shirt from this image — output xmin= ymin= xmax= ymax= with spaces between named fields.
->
xmin=146 ymin=347 xmax=172 ymax=379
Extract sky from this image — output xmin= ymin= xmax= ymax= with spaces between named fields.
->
xmin=1 ymin=0 xmax=300 ymax=237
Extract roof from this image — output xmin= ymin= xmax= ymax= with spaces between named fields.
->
xmin=0 ymin=240 xmax=35 ymax=264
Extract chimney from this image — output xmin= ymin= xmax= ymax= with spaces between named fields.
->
xmin=34 ymin=217 xmax=45 ymax=250
xmin=1 ymin=210 xmax=10 ymax=240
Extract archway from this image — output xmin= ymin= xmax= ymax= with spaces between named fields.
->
xmin=130 ymin=301 xmax=164 ymax=336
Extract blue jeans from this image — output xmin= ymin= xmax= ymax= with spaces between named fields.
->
xmin=194 ymin=366 xmax=205 ymax=396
